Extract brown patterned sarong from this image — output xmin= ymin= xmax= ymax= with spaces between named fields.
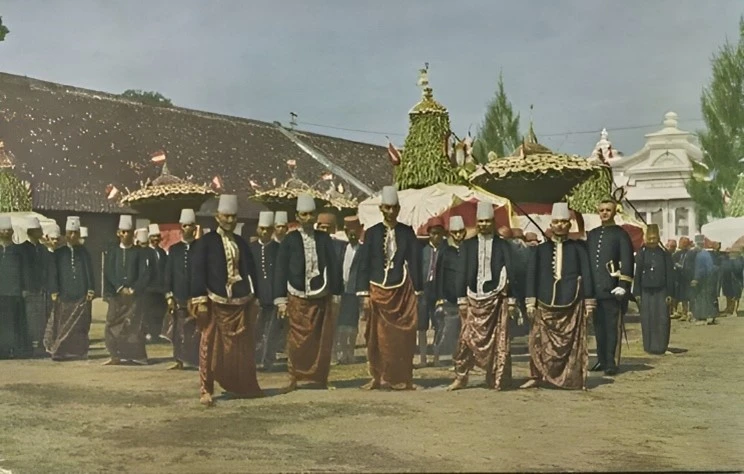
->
xmin=529 ymin=301 xmax=587 ymax=390
xmin=161 ymin=302 xmax=200 ymax=367
xmin=44 ymin=298 xmax=91 ymax=360
xmin=104 ymin=294 xmax=147 ymax=362
xmin=366 ymin=278 xmax=418 ymax=387
xmin=286 ymin=295 xmax=336 ymax=384
xmin=197 ymin=298 xmax=263 ymax=397
xmin=454 ymin=292 xmax=512 ymax=390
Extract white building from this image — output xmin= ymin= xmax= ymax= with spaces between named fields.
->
xmin=601 ymin=112 xmax=703 ymax=242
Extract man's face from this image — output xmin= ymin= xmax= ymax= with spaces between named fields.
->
xmin=0 ymin=228 xmax=13 ymax=241
xmin=645 ymin=235 xmax=660 ymax=247
xmin=667 ymin=240 xmax=677 ymax=252
xmin=451 ymin=229 xmax=466 ymax=244
xmin=28 ymin=228 xmax=43 ymax=241
xmin=274 ymin=224 xmax=288 ymax=241
xmin=118 ymin=229 xmax=133 ymax=246
xmin=257 ymin=225 xmax=273 ymax=242
xmin=182 ymin=223 xmax=196 ymax=240
xmin=149 ymin=234 xmax=161 ymax=247
xmin=216 ymin=213 xmax=237 ymax=233
xmin=550 ymin=219 xmax=571 ymax=237
xmin=428 ymin=226 xmax=445 ymax=247
xmin=297 ymin=211 xmax=316 ymax=230
xmin=380 ymin=204 xmax=400 ymax=223
xmin=66 ymin=230 xmax=81 ymax=246
xmin=317 ymin=222 xmax=336 ymax=234
xmin=597 ymin=202 xmax=616 ymax=224
xmin=477 ymin=218 xmax=494 ymax=235
xmin=49 ymin=236 xmax=60 ymax=248
xmin=345 ymin=227 xmax=360 ymax=245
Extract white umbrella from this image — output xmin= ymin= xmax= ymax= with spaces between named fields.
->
xmin=1 ymin=211 xmax=58 ymax=244
xmin=701 ymin=217 xmax=744 ymax=249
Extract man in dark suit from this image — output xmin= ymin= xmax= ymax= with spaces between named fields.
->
xmin=435 ymin=215 xmax=468 ymax=357
xmin=418 ymin=217 xmax=447 ymax=367
xmin=20 ymin=216 xmax=52 ymax=352
xmin=586 ymin=198 xmax=635 ymax=376
xmin=249 ymin=211 xmax=280 ymax=371
xmin=144 ymin=223 xmax=168 ymax=342
xmin=335 ymin=216 xmax=364 ymax=364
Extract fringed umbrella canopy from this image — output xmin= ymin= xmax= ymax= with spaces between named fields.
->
xmin=251 ymin=178 xmax=330 ymax=215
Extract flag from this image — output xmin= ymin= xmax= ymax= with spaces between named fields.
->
xmin=211 ymin=176 xmax=223 ymax=190
xmin=150 ymin=150 xmax=166 ymax=163
xmin=105 ymin=184 xmax=120 ymax=200
xmin=386 ymin=138 xmax=401 ymax=166
xmin=286 ymin=159 xmax=297 ymax=168
xmin=321 ymin=172 xmax=333 ymax=181
xmin=249 ymin=179 xmax=260 ymax=189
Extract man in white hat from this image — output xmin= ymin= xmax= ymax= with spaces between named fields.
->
xmin=448 ymin=200 xmax=519 ymax=392
xmin=45 ymin=226 xmax=62 ymax=252
xmin=142 ymin=223 xmax=168 ymax=341
xmin=586 ymin=197 xmax=635 ymax=375
xmin=162 ymin=209 xmax=200 ymax=370
xmin=102 ymin=215 xmax=150 ymax=366
xmin=434 ymin=215 xmax=468 ymax=358
xmin=0 ymin=215 xmax=32 ymax=359
xmin=46 ymin=216 xmax=95 ymax=361
xmin=273 ymin=211 xmax=289 ymax=244
xmin=521 ymin=202 xmax=596 ymax=390
xmin=356 ymin=185 xmax=423 ymax=390
xmin=20 ymin=216 xmax=53 ymax=350
xmin=250 ymin=210 xmax=281 ymax=371
xmin=79 ymin=227 xmax=88 ymax=246
xmin=135 ymin=228 xmax=149 ymax=248
xmin=334 ymin=215 xmax=364 ymax=364
xmin=191 ymin=194 xmax=263 ymax=406
xmin=274 ymin=193 xmax=342 ymax=393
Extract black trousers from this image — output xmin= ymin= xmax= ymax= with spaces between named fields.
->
xmin=594 ymin=298 xmax=623 ymax=370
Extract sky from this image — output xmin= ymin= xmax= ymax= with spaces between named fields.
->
xmin=1 ymin=0 xmax=742 ymax=156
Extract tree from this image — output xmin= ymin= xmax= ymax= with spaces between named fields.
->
xmin=121 ymin=89 xmax=173 ymax=107
xmin=687 ymin=17 xmax=744 ymax=225
xmin=727 ymin=173 xmax=744 ymax=217
xmin=473 ymin=73 xmax=522 ymax=162
xmin=0 ymin=17 xmax=9 ymax=42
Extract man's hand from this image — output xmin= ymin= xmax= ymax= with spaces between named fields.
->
xmin=86 ymin=291 xmax=95 ymax=302
xmin=585 ymin=305 xmax=595 ymax=318
xmin=610 ymin=287 xmax=626 ymax=298
xmin=526 ymin=306 xmax=536 ymax=322
xmin=665 ymin=296 xmax=673 ymax=306
xmin=690 ymin=280 xmax=698 ymax=287
xmin=362 ymin=296 xmax=371 ymax=313
xmin=167 ymin=297 xmax=176 ymax=312
xmin=277 ymin=303 xmax=288 ymax=319
xmin=51 ymin=292 xmax=59 ymax=301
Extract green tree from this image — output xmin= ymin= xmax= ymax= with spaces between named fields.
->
xmin=473 ymin=73 xmax=522 ymax=162
xmin=0 ymin=17 xmax=9 ymax=42
xmin=121 ymin=89 xmax=173 ymax=107
xmin=687 ymin=17 xmax=744 ymax=225
xmin=727 ymin=173 xmax=744 ymax=217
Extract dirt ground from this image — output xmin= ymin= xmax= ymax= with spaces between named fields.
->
xmin=1 ymin=300 xmax=743 ymax=473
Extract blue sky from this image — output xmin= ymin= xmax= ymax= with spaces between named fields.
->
xmin=2 ymin=0 xmax=741 ymax=155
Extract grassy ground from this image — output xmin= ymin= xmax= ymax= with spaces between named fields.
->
xmin=1 ymin=300 xmax=743 ymax=473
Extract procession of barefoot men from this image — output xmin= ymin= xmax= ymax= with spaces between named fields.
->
xmin=0 ymin=185 xmax=734 ymax=404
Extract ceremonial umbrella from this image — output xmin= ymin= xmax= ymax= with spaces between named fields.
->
xmin=250 ymin=178 xmax=330 ymax=216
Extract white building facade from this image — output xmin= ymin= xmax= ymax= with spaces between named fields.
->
xmin=602 ymin=112 xmax=703 ymax=243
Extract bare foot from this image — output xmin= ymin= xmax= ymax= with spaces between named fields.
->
xmin=519 ymin=379 xmax=539 ymax=389
xmin=280 ymin=379 xmax=297 ymax=394
xmin=200 ymin=393 xmax=214 ymax=407
xmin=167 ymin=361 xmax=184 ymax=370
xmin=446 ymin=378 xmax=468 ymax=391
xmin=102 ymin=358 xmax=121 ymax=366
xmin=325 ymin=384 xmax=337 ymax=391
xmin=361 ymin=379 xmax=380 ymax=390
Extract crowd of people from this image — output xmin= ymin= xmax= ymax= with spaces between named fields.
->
xmin=0 ymin=187 xmax=737 ymax=406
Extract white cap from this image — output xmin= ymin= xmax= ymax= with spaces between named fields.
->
xmin=0 ymin=216 xmax=12 ymax=230
xmin=80 ymin=226 xmax=88 ymax=237
xmin=179 ymin=209 xmax=196 ymax=225
xmin=26 ymin=217 xmax=41 ymax=229
xmin=118 ymin=215 xmax=134 ymax=230
xmin=381 ymin=185 xmax=399 ymax=206
xmin=258 ymin=211 xmax=274 ymax=227
xmin=551 ymin=202 xmax=570 ymax=220
xmin=217 ymin=194 xmax=238 ymax=215
xmin=274 ymin=211 xmax=288 ymax=225
xmin=476 ymin=201 xmax=494 ymax=220
xmin=66 ymin=216 xmax=81 ymax=232
xmin=148 ymin=223 xmax=161 ymax=236
xmin=449 ymin=215 xmax=465 ymax=231
xmin=47 ymin=226 xmax=61 ymax=238
xmin=135 ymin=228 xmax=149 ymax=243
xmin=296 ymin=193 xmax=316 ymax=213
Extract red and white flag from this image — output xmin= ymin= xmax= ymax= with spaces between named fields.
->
xmin=150 ymin=150 xmax=166 ymax=163
xmin=321 ymin=172 xmax=333 ymax=181
xmin=286 ymin=159 xmax=297 ymax=169
xmin=105 ymin=184 xmax=120 ymax=200
xmin=211 ymin=175 xmax=224 ymax=190
xmin=386 ymin=137 xmax=401 ymax=166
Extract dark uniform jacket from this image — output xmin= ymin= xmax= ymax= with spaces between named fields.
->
xmin=525 ymin=239 xmax=594 ymax=306
xmin=249 ymin=239 xmax=279 ymax=307
xmin=461 ymin=234 xmax=518 ymax=299
xmin=586 ymin=224 xmax=635 ymax=300
xmin=191 ymin=230 xmax=257 ymax=303
xmin=436 ymin=243 xmax=467 ymax=304
xmin=103 ymin=244 xmax=150 ymax=297
xmin=19 ymin=240 xmax=51 ymax=293
xmin=146 ymin=246 xmax=168 ymax=294
xmin=340 ymin=242 xmax=363 ymax=295
xmin=421 ymin=241 xmax=448 ymax=300
xmin=165 ymin=240 xmax=196 ymax=303
xmin=632 ymin=245 xmax=674 ymax=297
xmin=356 ymin=222 xmax=423 ymax=293
xmin=49 ymin=245 xmax=95 ymax=301
xmin=273 ymin=229 xmax=341 ymax=301
xmin=0 ymin=243 xmax=28 ymax=297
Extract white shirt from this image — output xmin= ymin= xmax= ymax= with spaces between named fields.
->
xmin=477 ymin=234 xmax=493 ymax=294
xmin=343 ymin=242 xmax=358 ymax=285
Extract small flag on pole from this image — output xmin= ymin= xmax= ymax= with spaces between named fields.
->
xmin=249 ymin=179 xmax=260 ymax=189
xmin=150 ymin=150 xmax=166 ymax=163
xmin=321 ymin=172 xmax=333 ymax=181
xmin=105 ymin=184 xmax=120 ymax=200
xmin=211 ymin=176 xmax=223 ymax=190
xmin=386 ymin=137 xmax=401 ymax=166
